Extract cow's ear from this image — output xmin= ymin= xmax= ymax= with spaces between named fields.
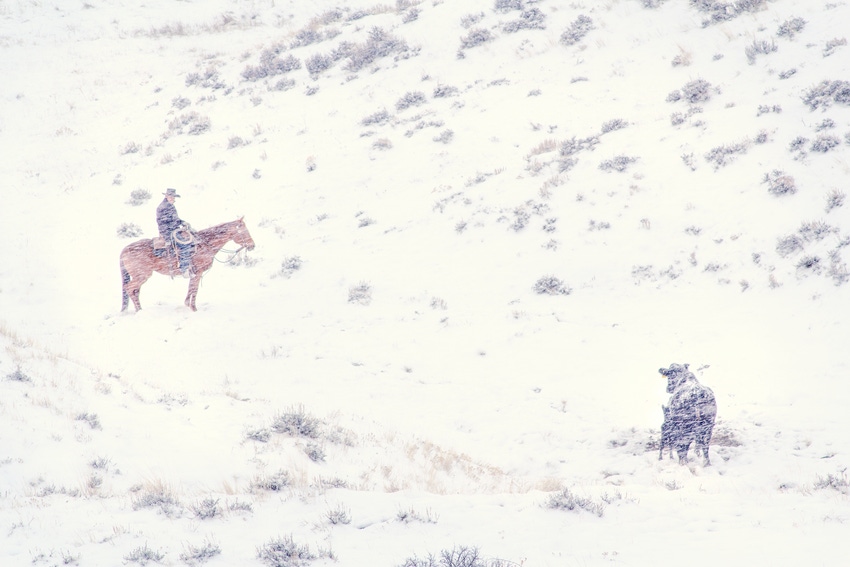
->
xmin=684 ymin=363 xmax=689 ymax=369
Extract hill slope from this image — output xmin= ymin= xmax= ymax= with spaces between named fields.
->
xmin=2 ymin=1 xmax=849 ymax=565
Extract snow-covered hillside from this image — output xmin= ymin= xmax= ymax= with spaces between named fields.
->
xmin=2 ymin=1 xmax=849 ymax=565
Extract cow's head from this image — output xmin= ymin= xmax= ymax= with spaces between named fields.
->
xmin=659 ymin=363 xmax=690 ymax=394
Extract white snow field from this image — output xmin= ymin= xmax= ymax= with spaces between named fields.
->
xmin=1 ymin=0 xmax=849 ymax=565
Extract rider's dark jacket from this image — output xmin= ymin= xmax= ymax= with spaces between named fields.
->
xmin=156 ymin=198 xmax=184 ymax=239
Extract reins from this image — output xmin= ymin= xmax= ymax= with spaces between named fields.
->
xmin=214 ymin=245 xmax=247 ymax=263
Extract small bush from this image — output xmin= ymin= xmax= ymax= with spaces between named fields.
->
xmin=6 ymin=367 xmax=32 ymax=382
xmin=816 ymin=118 xmax=835 ymax=131
xmin=778 ymin=68 xmax=797 ymax=80
xmin=396 ymin=91 xmax=427 ymax=111
xmin=825 ymin=189 xmax=845 ymax=212
xmin=560 ymin=15 xmax=594 ymax=46
xmin=228 ymin=499 xmax=253 ymax=513
xmin=494 ymin=0 xmax=523 ymax=12
xmin=680 ymin=78 xmax=713 ymax=103
xmin=127 ymin=188 xmax=151 ymax=206
xmin=398 ymin=546 xmax=498 ymax=567
xmin=362 ymin=109 xmax=391 ymax=126
xmin=273 ymin=78 xmax=296 ymax=91
xmin=433 ymin=129 xmax=454 ymax=144
xmin=433 ymin=84 xmax=459 ymax=98
xmin=180 ymin=540 xmax=221 ymax=566
xmin=745 ymin=38 xmax=777 ymax=64
xmin=459 ymin=28 xmax=493 ymax=50
xmin=545 ymin=487 xmax=604 ymax=516
xmin=788 ymin=136 xmax=808 ymax=153
xmin=692 ymin=0 xmax=767 ymax=26
xmin=811 ymin=134 xmax=841 ymax=153
xmin=243 ymin=51 xmax=301 ymax=81
xmin=823 ymin=38 xmax=847 ymax=58
xmin=185 ymin=67 xmax=223 ymax=89
xmin=304 ymin=442 xmax=326 ymax=462
xmin=245 ymin=427 xmax=271 ymax=442
xmin=599 ymin=155 xmax=637 ymax=172
xmin=121 ymin=141 xmax=141 ymax=155
xmin=401 ymin=7 xmax=420 ymax=23
xmin=776 ymin=234 xmax=804 ymax=257
xmin=373 ymin=138 xmax=393 ymax=150
xmin=325 ymin=504 xmax=351 ymax=525
xmin=253 ymin=469 xmax=291 ymax=492
xmin=762 ymin=170 xmax=796 ymax=196
xmin=704 ymin=140 xmax=749 ymax=168
xmin=397 ymin=506 xmax=439 ymax=524
xmin=125 ymin=544 xmax=165 ymax=565
xmin=279 ymin=256 xmax=302 ymax=278
xmin=291 ymin=28 xmax=323 ymax=48
xmin=133 ymin=485 xmax=181 ymax=516
xmin=502 ymin=8 xmax=546 ymax=33
xmin=191 ymin=498 xmax=221 ymax=520
xmin=796 ymin=255 xmax=821 ymax=272
xmin=777 ymin=17 xmax=806 ymax=39
xmin=559 ymin=135 xmax=599 ymax=156
xmin=666 ymin=90 xmax=682 ymax=103
xmin=798 ymin=220 xmax=836 ymax=243
xmin=272 ymin=406 xmax=321 ymax=438
xmin=348 ymin=281 xmax=373 ymax=305
xmin=169 ymin=112 xmax=211 ymax=135
xmin=601 ymin=118 xmax=628 ymax=133
xmin=76 ymin=412 xmax=102 ymax=430
xmin=305 ymin=52 xmax=333 ymax=77
xmin=257 ymin=535 xmax=316 ymax=567
xmin=814 ymin=470 xmax=850 ymax=494
xmin=802 ymin=80 xmax=850 ymax=111
xmin=345 ymin=27 xmax=409 ymax=72
xmin=533 ymin=276 xmax=571 ymax=296
xmin=460 ymin=12 xmax=484 ymax=28
xmin=172 ymin=96 xmax=191 ymax=110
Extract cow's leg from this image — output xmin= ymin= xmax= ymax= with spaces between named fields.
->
xmin=675 ymin=440 xmax=690 ymax=465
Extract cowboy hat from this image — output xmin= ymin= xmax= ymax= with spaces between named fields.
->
xmin=163 ymin=188 xmax=181 ymax=197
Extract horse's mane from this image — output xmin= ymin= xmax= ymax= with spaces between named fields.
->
xmin=195 ymin=219 xmax=242 ymax=246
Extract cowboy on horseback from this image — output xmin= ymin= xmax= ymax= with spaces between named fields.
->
xmin=156 ymin=188 xmax=195 ymax=278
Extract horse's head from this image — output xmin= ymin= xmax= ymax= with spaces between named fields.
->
xmin=234 ymin=217 xmax=255 ymax=251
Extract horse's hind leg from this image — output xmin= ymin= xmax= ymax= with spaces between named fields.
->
xmin=127 ymin=275 xmax=150 ymax=311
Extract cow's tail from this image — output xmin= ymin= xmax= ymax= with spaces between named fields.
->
xmin=120 ymin=257 xmax=130 ymax=311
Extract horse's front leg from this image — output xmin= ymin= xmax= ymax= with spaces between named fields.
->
xmin=185 ymin=275 xmax=201 ymax=311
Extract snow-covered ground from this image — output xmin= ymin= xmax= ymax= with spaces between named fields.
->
xmin=2 ymin=0 xmax=849 ymax=565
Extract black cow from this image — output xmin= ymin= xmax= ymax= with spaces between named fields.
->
xmin=659 ymin=363 xmax=717 ymax=465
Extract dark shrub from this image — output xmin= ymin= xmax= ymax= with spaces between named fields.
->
xmin=802 ymin=80 xmax=850 ymax=110
xmin=459 ymin=28 xmax=493 ymax=50
xmin=777 ymin=17 xmax=806 ymax=39
xmin=560 ymin=15 xmax=593 ymax=46
xmin=396 ymin=91 xmax=427 ymax=111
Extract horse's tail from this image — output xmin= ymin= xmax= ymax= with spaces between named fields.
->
xmin=120 ymin=257 xmax=130 ymax=311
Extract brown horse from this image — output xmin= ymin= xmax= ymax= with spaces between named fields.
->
xmin=120 ymin=217 xmax=255 ymax=312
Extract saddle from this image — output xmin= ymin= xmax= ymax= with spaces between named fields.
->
xmin=152 ymin=236 xmax=171 ymax=257
xmin=153 ymin=229 xmax=195 ymax=257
